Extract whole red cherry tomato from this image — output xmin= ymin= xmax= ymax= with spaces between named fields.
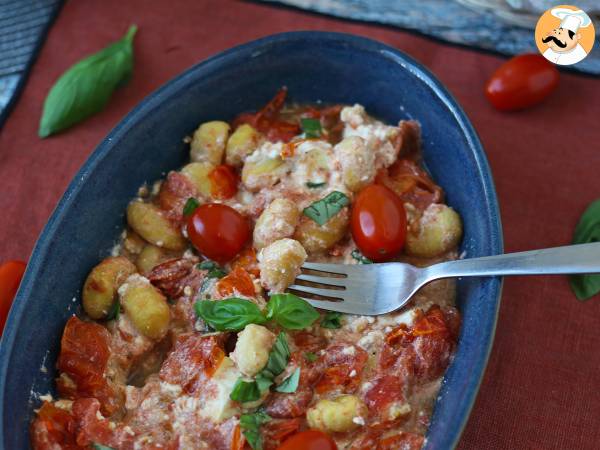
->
xmin=351 ymin=184 xmax=407 ymax=262
xmin=186 ymin=204 xmax=250 ymax=264
xmin=0 ymin=260 xmax=26 ymax=335
xmin=485 ymin=54 xmax=559 ymax=111
xmin=277 ymin=430 xmax=337 ymax=450
xmin=208 ymin=165 xmax=238 ymax=200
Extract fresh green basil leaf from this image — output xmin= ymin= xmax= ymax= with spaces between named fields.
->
xmin=321 ymin=311 xmax=343 ymax=329
xmin=39 ymin=25 xmax=137 ymax=138
xmin=105 ymin=300 xmax=120 ymax=321
xmin=183 ymin=197 xmax=200 ymax=216
xmin=300 ymin=117 xmax=322 ymax=138
xmin=306 ymin=181 xmax=326 ymax=189
xmin=207 ymin=267 xmax=227 ymax=279
xmin=92 ymin=444 xmax=115 ymax=450
xmin=351 ymin=249 xmax=373 ymax=264
xmin=262 ymin=333 xmax=290 ymax=379
xmin=194 ymin=298 xmax=266 ymax=331
xmin=305 ymin=352 xmax=318 ymax=362
xmin=240 ymin=411 xmax=271 ymax=450
xmin=230 ymin=378 xmax=261 ymax=403
xmin=198 ymin=260 xmax=218 ymax=270
xmin=275 ymin=367 xmax=300 ymax=393
xmin=197 ymin=260 xmax=227 ymax=279
xmin=255 ymin=372 xmax=274 ymax=393
xmin=303 ymin=191 xmax=350 ymax=226
xmin=570 ymin=199 xmax=600 ymax=300
xmin=266 ymin=293 xmax=320 ymax=330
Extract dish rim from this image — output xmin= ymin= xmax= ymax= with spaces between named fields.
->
xmin=0 ymin=30 xmax=503 ymax=449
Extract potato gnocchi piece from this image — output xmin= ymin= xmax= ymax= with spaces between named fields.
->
xmin=241 ymin=155 xmax=287 ymax=192
xmin=190 ymin=121 xmax=230 ymax=165
xmin=253 ymin=199 xmax=300 ymax=250
xmin=82 ymin=256 xmax=136 ymax=320
xmin=335 ymin=136 xmax=375 ymax=192
xmin=180 ymin=162 xmax=215 ymax=198
xmin=122 ymin=230 xmax=146 ymax=255
xmin=293 ymin=208 xmax=349 ymax=254
xmin=119 ymin=274 xmax=170 ymax=340
xmin=405 ymin=203 xmax=462 ymax=257
xmin=306 ymin=395 xmax=367 ymax=433
xmin=230 ymin=324 xmax=276 ymax=377
xmin=259 ymin=238 xmax=307 ymax=293
xmin=225 ymin=124 xmax=262 ymax=167
xmin=126 ymin=201 xmax=186 ymax=251
xmin=135 ymin=244 xmax=174 ymax=275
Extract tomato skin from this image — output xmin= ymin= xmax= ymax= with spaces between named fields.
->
xmin=0 ymin=260 xmax=26 ymax=335
xmin=186 ymin=203 xmax=250 ymax=264
xmin=208 ymin=165 xmax=238 ymax=200
xmin=485 ymin=54 xmax=559 ymax=111
xmin=351 ymin=184 xmax=407 ymax=262
xmin=277 ymin=430 xmax=337 ymax=450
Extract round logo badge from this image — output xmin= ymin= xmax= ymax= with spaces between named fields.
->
xmin=535 ymin=5 xmax=595 ymax=66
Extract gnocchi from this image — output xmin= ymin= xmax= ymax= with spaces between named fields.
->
xmin=230 ymin=324 xmax=275 ymax=377
xmin=190 ymin=121 xmax=230 ymax=165
xmin=119 ymin=274 xmax=170 ymax=339
xmin=405 ymin=203 xmax=463 ymax=257
xmin=126 ymin=201 xmax=186 ymax=251
xmin=306 ymin=395 xmax=367 ymax=433
xmin=180 ymin=162 xmax=215 ymax=198
xmin=225 ymin=124 xmax=262 ymax=167
xmin=335 ymin=136 xmax=375 ymax=192
xmin=293 ymin=207 xmax=349 ymax=254
xmin=259 ymin=238 xmax=307 ymax=293
xmin=253 ymin=198 xmax=300 ymax=250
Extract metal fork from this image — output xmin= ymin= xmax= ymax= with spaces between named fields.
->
xmin=288 ymin=242 xmax=600 ymax=315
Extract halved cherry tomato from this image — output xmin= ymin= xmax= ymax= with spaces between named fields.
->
xmin=231 ymin=247 xmax=260 ymax=277
xmin=277 ymin=430 xmax=337 ymax=450
xmin=351 ymin=184 xmax=407 ymax=262
xmin=0 ymin=260 xmax=26 ymax=335
xmin=485 ymin=53 xmax=559 ymax=111
xmin=186 ymin=203 xmax=250 ymax=264
xmin=216 ymin=267 xmax=255 ymax=297
xmin=208 ymin=165 xmax=238 ymax=200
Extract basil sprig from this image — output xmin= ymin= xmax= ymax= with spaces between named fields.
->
xmin=240 ymin=411 xmax=271 ymax=450
xmin=39 ymin=25 xmax=137 ymax=138
xmin=275 ymin=367 xmax=300 ymax=393
xmin=306 ymin=181 xmax=326 ymax=189
xmin=570 ymin=199 xmax=600 ymax=300
xmin=195 ymin=294 xmax=318 ymax=332
xmin=230 ymin=333 xmax=291 ymax=402
xmin=266 ymin=293 xmax=320 ymax=330
xmin=183 ymin=197 xmax=200 ymax=216
xmin=321 ymin=311 xmax=343 ymax=329
xmin=351 ymin=249 xmax=373 ymax=264
xmin=195 ymin=298 xmax=267 ymax=331
xmin=92 ymin=444 xmax=115 ymax=450
xmin=197 ymin=260 xmax=227 ymax=279
xmin=300 ymin=118 xmax=322 ymax=138
xmin=303 ymin=191 xmax=350 ymax=226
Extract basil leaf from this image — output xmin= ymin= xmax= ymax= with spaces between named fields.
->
xmin=230 ymin=378 xmax=261 ymax=403
xmin=198 ymin=260 xmax=227 ymax=279
xmin=301 ymin=117 xmax=322 ymax=138
xmin=255 ymin=372 xmax=274 ymax=393
xmin=39 ymin=25 xmax=137 ymax=138
xmin=240 ymin=411 xmax=271 ymax=450
xmin=305 ymin=352 xmax=318 ymax=362
xmin=262 ymin=333 xmax=291 ymax=379
xmin=183 ymin=197 xmax=200 ymax=216
xmin=351 ymin=249 xmax=373 ymax=264
xmin=198 ymin=260 xmax=218 ymax=270
xmin=303 ymin=191 xmax=350 ymax=226
xmin=92 ymin=444 xmax=115 ymax=450
xmin=194 ymin=298 xmax=267 ymax=331
xmin=266 ymin=293 xmax=320 ymax=330
xmin=306 ymin=181 xmax=326 ymax=189
xmin=276 ymin=367 xmax=300 ymax=393
xmin=105 ymin=300 xmax=120 ymax=321
xmin=321 ymin=311 xmax=343 ymax=329
xmin=570 ymin=199 xmax=600 ymax=300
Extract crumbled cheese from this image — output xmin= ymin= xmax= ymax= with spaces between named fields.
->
xmin=349 ymin=370 xmax=357 ymax=377
xmin=39 ymin=394 xmax=53 ymax=403
xmin=160 ymin=382 xmax=182 ymax=397
xmin=352 ymin=416 xmax=366 ymax=426
xmin=342 ymin=346 xmax=356 ymax=356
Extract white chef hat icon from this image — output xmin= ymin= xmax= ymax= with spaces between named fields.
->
xmin=551 ymin=8 xmax=592 ymax=33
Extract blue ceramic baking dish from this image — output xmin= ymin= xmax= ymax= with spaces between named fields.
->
xmin=0 ymin=31 xmax=502 ymax=449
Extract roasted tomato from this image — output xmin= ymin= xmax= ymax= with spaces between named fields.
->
xmin=351 ymin=184 xmax=407 ymax=262
xmin=0 ymin=260 xmax=26 ymax=335
xmin=485 ymin=54 xmax=559 ymax=111
xmin=215 ymin=266 xmax=255 ymax=297
xmin=208 ymin=165 xmax=238 ymax=200
xmin=231 ymin=247 xmax=260 ymax=277
xmin=30 ymin=402 xmax=80 ymax=450
xmin=277 ymin=430 xmax=337 ymax=450
xmin=186 ymin=203 xmax=250 ymax=264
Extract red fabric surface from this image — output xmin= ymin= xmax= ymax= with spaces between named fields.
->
xmin=1 ymin=0 xmax=600 ymax=448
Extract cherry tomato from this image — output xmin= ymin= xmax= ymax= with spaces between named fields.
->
xmin=215 ymin=267 xmax=255 ymax=297
xmin=0 ymin=260 xmax=26 ymax=335
xmin=351 ymin=184 xmax=407 ymax=262
xmin=277 ymin=430 xmax=337 ymax=450
xmin=208 ymin=165 xmax=238 ymax=200
xmin=485 ymin=54 xmax=559 ymax=111
xmin=186 ymin=204 xmax=250 ymax=264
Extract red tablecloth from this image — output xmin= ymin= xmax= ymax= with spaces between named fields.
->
xmin=2 ymin=0 xmax=600 ymax=448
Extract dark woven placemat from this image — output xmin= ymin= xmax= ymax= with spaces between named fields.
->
xmin=0 ymin=0 xmax=63 ymax=129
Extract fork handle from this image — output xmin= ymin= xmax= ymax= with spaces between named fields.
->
xmin=424 ymin=242 xmax=600 ymax=280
